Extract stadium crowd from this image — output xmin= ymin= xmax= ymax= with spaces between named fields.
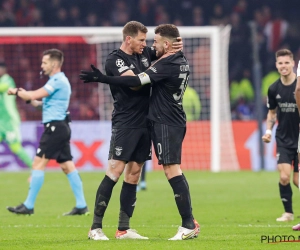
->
xmin=0 ymin=0 xmax=300 ymax=120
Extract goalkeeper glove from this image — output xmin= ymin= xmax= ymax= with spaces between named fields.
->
xmin=80 ymin=64 xmax=104 ymax=83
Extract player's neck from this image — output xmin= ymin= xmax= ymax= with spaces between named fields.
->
xmin=281 ymin=72 xmax=296 ymax=85
xmin=120 ymin=43 xmax=133 ymax=55
xmin=49 ymin=69 xmax=61 ymax=77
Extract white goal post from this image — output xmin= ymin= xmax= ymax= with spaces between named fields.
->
xmin=0 ymin=26 xmax=239 ymax=172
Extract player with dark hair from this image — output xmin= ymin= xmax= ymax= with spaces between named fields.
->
xmin=7 ymin=49 xmax=89 ymax=216
xmin=262 ymin=49 xmax=299 ymax=222
xmin=86 ymin=20 xmax=153 ymax=241
xmin=0 ymin=62 xmax=32 ymax=170
xmin=80 ymin=24 xmax=199 ymax=240
xmin=292 ymin=60 xmax=300 ymax=230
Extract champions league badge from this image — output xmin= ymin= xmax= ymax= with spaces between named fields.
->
xmin=116 ymin=59 xmax=125 ymax=67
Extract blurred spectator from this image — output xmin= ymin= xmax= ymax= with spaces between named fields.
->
xmin=154 ymin=4 xmax=170 ymax=25
xmin=15 ymin=0 xmax=36 ymax=26
xmin=69 ymin=5 xmax=82 ymax=26
xmin=210 ymin=3 xmax=228 ymax=26
xmin=0 ymin=10 xmax=15 ymax=26
xmin=281 ymin=22 xmax=300 ymax=55
xmin=42 ymin=0 xmax=62 ymax=26
xmin=69 ymin=88 xmax=81 ymax=120
xmin=230 ymin=69 xmax=254 ymax=120
xmin=235 ymin=98 xmax=253 ymax=120
xmin=261 ymin=68 xmax=280 ymax=116
xmin=29 ymin=8 xmax=43 ymax=26
xmin=249 ymin=9 xmax=268 ymax=75
xmin=78 ymin=103 xmax=96 ymax=120
xmin=228 ymin=11 xmax=251 ymax=81
xmin=87 ymin=88 xmax=100 ymax=119
xmin=230 ymin=69 xmax=254 ymax=105
xmin=183 ymin=85 xmax=201 ymax=121
xmin=55 ymin=8 xmax=71 ymax=26
xmin=264 ymin=10 xmax=289 ymax=72
xmin=261 ymin=5 xmax=272 ymax=26
xmin=232 ymin=0 xmax=250 ymax=21
xmin=110 ymin=0 xmax=130 ymax=26
xmin=173 ymin=18 xmax=183 ymax=26
xmin=192 ymin=6 xmax=206 ymax=26
xmin=133 ymin=0 xmax=155 ymax=26
xmin=84 ymin=12 xmax=99 ymax=26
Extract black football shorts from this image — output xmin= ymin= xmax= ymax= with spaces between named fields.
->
xmin=37 ymin=120 xmax=72 ymax=163
xmin=277 ymin=146 xmax=299 ymax=172
xmin=108 ymin=127 xmax=151 ymax=163
xmin=150 ymin=121 xmax=186 ymax=165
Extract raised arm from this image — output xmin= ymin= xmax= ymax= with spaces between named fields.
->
xmin=80 ymin=65 xmax=151 ymax=87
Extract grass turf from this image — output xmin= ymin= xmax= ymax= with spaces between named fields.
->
xmin=1 ymin=171 xmax=300 ymax=249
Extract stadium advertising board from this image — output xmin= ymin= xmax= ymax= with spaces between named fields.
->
xmin=0 ymin=121 xmax=277 ymax=171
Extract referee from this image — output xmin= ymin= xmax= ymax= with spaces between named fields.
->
xmin=7 ymin=49 xmax=88 ymax=216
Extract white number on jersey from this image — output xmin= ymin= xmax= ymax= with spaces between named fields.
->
xmin=173 ymin=73 xmax=189 ymax=103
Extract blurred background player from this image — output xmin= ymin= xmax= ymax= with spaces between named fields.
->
xmin=6 ymin=49 xmax=88 ymax=216
xmin=137 ymin=161 xmax=147 ymax=191
xmin=262 ymin=49 xmax=298 ymax=222
xmin=183 ymin=85 xmax=201 ymax=121
xmin=292 ymin=60 xmax=300 ymax=231
xmin=0 ymin=62 xmax=32 ymax=169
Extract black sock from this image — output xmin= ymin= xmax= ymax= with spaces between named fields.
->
xmin=182 ymin=173 xmax=194 ymax=220
xmin=118 ymin=181 xmax=137 ymax=231
xmin=279 ymin=183 xmax=293 ymax=213
xmin=169 ymin=175 xmax=194 ymax=229
xmin=91 ymin=175 xmax=116 ymax=230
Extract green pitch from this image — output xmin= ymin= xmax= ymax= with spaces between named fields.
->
xmin=1 ymin=171 xmax=300 ymax=250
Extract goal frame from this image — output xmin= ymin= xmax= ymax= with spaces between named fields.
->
xmin=0 ymin=26 xmax=237 ymax=172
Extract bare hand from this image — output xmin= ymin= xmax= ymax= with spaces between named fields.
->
xmin=7 ymin=88 xmax=18 ymax=95
xmin=172 ymin=37 xmax=183 ymax=52
xmin=262 ymin=134 xmax=271 ymax=143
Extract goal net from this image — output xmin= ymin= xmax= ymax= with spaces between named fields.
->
xmin=0 ymin=26 xmax=239 ymax=172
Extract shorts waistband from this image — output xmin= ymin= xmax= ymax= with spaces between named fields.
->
xmin=43 ymin=120 xmax=66 ymax=127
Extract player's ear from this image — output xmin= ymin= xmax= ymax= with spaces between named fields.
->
xmin=164 ymin=40 xmax=170 ymax=49
xmin=126 ymin=36 xmax=131 ymax=44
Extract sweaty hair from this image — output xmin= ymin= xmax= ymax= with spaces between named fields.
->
xmin=122 ymin=21 xmax=148 ymax=41
xmin=154 ymin=24 xmax=180 ymax=42
xmin=275 ymin=49 xmax=293 ymax=59
xmin=43 ymin=49 xmax=64 ymax=66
